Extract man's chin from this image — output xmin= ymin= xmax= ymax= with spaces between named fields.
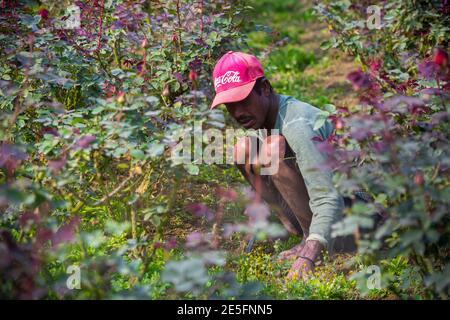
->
xmin=242 ymin=119 xmax=256 ymax=129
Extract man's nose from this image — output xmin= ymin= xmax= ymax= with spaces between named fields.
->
xmin=232 ymin=105 xmax=246 ymax=119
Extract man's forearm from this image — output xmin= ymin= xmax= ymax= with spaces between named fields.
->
xmin=308 ymin=194 xmax=345 ymax=249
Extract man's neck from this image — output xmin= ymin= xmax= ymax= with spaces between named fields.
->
xmin=263 ymin=93 xmax=280 ymax=131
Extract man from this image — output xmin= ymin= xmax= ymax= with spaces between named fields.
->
xmin=210 ymin=51 xmax=346 ymax=280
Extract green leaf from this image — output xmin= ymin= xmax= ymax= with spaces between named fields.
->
xmin=209 ymin=31 xmax=218 ymax=41
xmin=20 ymin=14 xmax=41 ymax=31
xmin=313 ymin=113 xmax=329 ymax=130
xmin=105 ymin=220 xmax=130 ymax=236
xmin=375 ymin=193 xmax=387 ymax=205
xmin=92 ymin=106 xmax=105 ymax=115
xmin=0 ymin=188 xmax=26 ymax=204
xmin=323 ymin=104 xmax=336 ymax=113
xmin=131 ymin=149 xmax=145 ymax=160
xmin=320 ymin=40 xmax=332 ymax=50
xmin=401 ymin=230 xmax=423 ymax=246
xmin=184 ymin=164 xmax=199 ymax=175
xmin=111 ymin=68 xmax=124 ymax=76
xmin=147 ymin=143 xmax=165 ymax=157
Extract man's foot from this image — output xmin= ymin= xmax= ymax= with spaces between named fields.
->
xmin=278 ymin=239 xmax=306 ymax=261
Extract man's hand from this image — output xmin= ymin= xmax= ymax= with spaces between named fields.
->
xmin=278 ymin=238 xmax=306 ymax=261
xmin=287 ymin=256 xmax=315 ymax=280
xmin=287 ymin=240 xmax=323 ymax=280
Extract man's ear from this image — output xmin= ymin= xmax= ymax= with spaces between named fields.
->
xmin=262 ymin=78 xmax=272 ymax=96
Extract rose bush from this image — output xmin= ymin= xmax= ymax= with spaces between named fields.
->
xmin=0 ymin=0 xmax=252 ymax=299
xmin=315 ymin=0 xmax=449 ymax=298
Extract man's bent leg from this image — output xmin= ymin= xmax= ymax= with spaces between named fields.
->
xmin=234 ymin=136 xmax=303 ymax=236
xmin=260 ymin=135 xmax=313 ymax=237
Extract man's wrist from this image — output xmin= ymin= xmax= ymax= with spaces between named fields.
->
xmin=301 ymin=240 xmax=324 ymax=261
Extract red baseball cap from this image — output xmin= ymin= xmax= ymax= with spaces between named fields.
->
xmin=210 ymin=51 xmax=265 ymax=109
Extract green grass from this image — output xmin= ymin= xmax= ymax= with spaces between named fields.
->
xmin=243 ymin=0 xmax=355 ymax=108
xmin=268 ymin=45 xmax=317 ymax=72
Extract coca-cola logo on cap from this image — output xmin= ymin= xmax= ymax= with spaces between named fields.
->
xmin=214 ymin=71 xmax=241 ymax=89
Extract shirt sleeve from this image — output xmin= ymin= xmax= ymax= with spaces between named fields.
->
xmin=281 ymin=116 xmax=344 ymax=249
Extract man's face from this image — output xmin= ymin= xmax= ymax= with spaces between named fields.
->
xmin=225 ymin=89 xmax=268 ymax=130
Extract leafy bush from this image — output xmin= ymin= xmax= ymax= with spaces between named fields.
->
xmin=0 ymin=0 xmax=249 ymax=299
xmin=314 ymin=0 xmax=449 ymax=298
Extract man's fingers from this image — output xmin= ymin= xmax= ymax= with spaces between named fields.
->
xmin=278 ymin=241 xmax=306 ymax=261
xmin=286 ymin=258 xmax=314 ymax=281
xmin=279 ymin=248 xmax=301 ymax=261
xmin=279 ymin=251 xmax=295 ymax=260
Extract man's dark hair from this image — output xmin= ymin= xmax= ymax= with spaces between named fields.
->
xmin=252 ymin=76 xmax=273 ymax=95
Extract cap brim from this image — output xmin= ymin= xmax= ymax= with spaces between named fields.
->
xmin=210 ymin=80 xmax=256 ymax=109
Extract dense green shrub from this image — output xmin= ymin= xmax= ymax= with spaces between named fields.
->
xmin=314 ymin=0 xmax=449 ymax=298
xmin=0 ymin=0 xmax=248 ymax=299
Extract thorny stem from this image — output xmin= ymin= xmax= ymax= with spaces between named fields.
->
xmin=139 ymin=39 xmax=148 ymax=77
xmin=199 ymin=0 xmax=204 ymax=40
xmin=96 ymin=0 xmax=106 ymax=53
xmin=7 ymin=34 xmax=33 ymax=142
xmin=436 ymin=77 xmax=446 ymax=110
xmin=93 ymin=169 xmax=141 ymax=206
xmin=212 ymin=201 xmax=225 ymax=249
xmin=176 ymin=0 xmax=182 ymax=48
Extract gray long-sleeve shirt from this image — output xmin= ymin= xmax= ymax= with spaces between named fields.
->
xmin=274 ymin=94 xmax=344 ymax=248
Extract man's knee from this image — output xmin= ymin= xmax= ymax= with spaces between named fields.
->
xmin=233 ymin=135 xmax=286 ymax=175
xmin=259 ymin=135 xmax=286 ymax=167
xmin=233 ymin=136 xmax=252 ymax=165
